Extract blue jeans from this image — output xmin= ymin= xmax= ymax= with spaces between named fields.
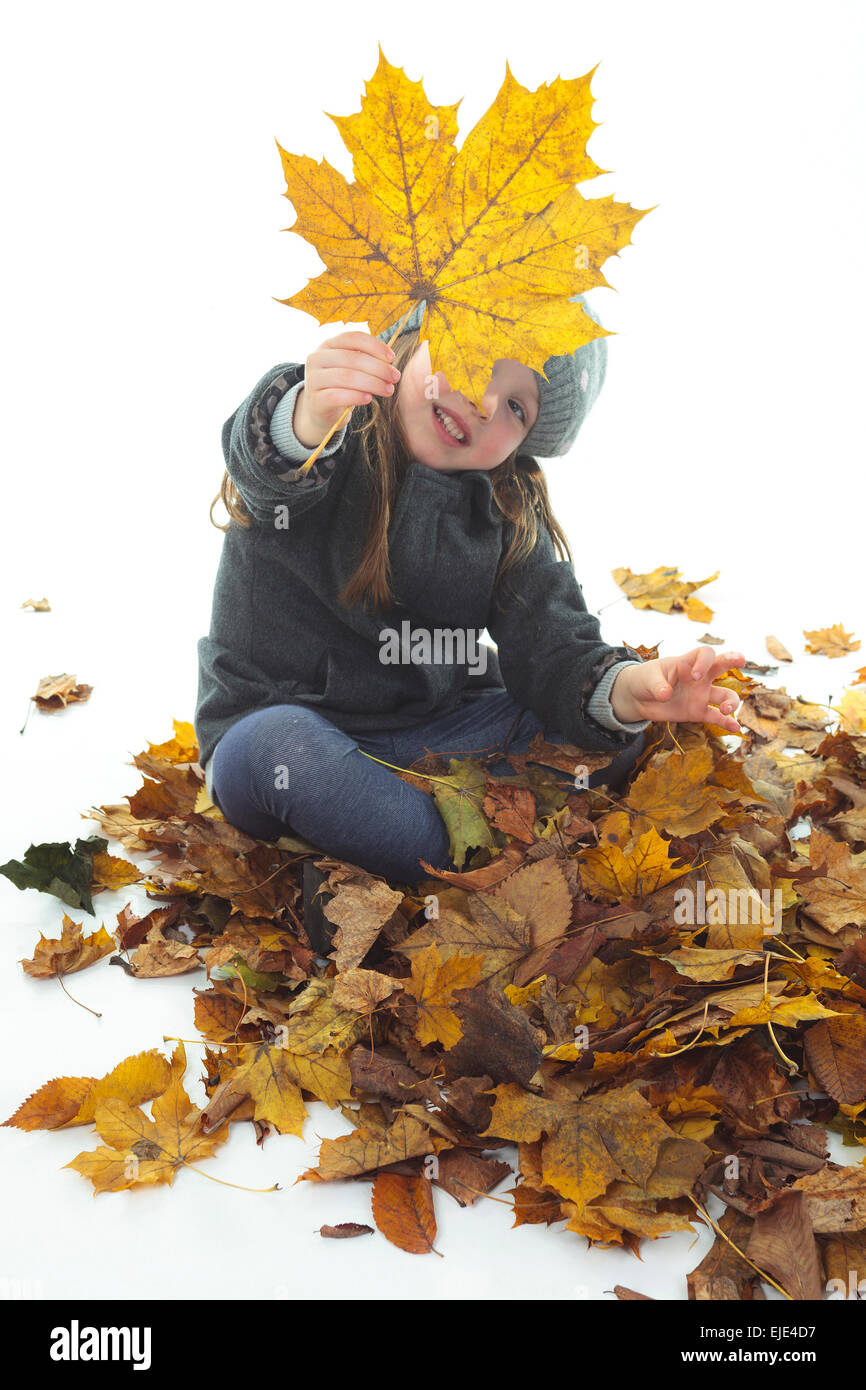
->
xmin=208 ymin=691 xmax=647 ymax=885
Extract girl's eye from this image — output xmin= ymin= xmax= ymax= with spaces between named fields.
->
xmin=508 ymin=398 xmax=526 ymax=423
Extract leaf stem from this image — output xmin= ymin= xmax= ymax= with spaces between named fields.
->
xmin=686 ymin=1194 xmax=792 ymax=1300
xmin=762 ymin=951 xmax=800 ymax=1074
xmin=358 ymin=749 xmax=474 ymax=794
xmin=57 ymin=972 xmax=102 ymax=1017
xmin=297 ymin=310 xmax=415 ymax=472
xmin=651 ymin=1001 xmax=709 ymax=1055
xmin=176 ymin=1155 xmax=281 ymax=1193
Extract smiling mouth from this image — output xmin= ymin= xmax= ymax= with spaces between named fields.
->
xmin=432 ymin=403 xmax=470 ymax=446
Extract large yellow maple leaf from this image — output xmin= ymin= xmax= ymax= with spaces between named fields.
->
xmin=579 ymin=824 xmax=693 ymax=902
xmin=403 ymin=943 xmax=484 ymax=1047
xmin=275 ymin=44 xmax=652 ymax=451
xmin=63 ymin=1044 xmax=229 ymax=1193
xmin=624 ymin=745 xmax=731 ymax=837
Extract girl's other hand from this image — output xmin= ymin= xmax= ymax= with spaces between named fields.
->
xmin=609 ymin=646 xmax=747 ymax=733
xmin=294 ymin=331 xmax=402 ymax=445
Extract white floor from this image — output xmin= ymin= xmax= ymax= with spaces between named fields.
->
xmin=2 ymin=0 xmax=863 ymax=1301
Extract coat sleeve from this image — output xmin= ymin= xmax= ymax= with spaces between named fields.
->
xmin=221 ymin=361 xmax=349 ymax=525
xmin=486 ymin=520 xmax=648 ymax=751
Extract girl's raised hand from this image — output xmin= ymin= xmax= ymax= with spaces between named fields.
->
xmin=297 ymin=331 xmax=402 ymax=440
xmin=610 ymin=645 xmax=747 ymax=734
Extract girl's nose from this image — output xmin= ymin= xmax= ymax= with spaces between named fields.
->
xmin=456 ymin=382 xmax=496 ymax=424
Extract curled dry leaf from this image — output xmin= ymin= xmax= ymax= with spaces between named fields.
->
xmin=20 ymin=914 xmax=115 ymax=978
xmin=33 ymin=673 xmax=92 ymax=711
xmin=323 ymin=877 xmax=406 ymax=972
xmin=332 ymin=967 xmax=403 ymax=1014
xmin=318 ymin=1223 xmax=374 ymax=1239
xmin=766 ymin=635 xmax=793 ymax=663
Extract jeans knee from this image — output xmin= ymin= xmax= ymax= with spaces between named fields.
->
xmin=248 ymin=705 xmax=338 ymax=771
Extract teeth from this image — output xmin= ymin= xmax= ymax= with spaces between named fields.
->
xmin=434 ymin=404 xmax=465 ymax=442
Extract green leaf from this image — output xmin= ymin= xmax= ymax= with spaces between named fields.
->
xmin=0 ymin=836 xmax=108 ymax=916
xmin=522 ymin=764 xmax=572 ymax=819
xmin=430 ymin=758 xmax=497 ymax=871
xmin=211 ymin=954 xmax=284 ymax=993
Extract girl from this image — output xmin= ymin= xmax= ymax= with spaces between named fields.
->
xmin=195 ymin=296 xmax=745 ymax=897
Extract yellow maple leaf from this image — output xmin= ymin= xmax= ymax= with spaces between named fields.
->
xmin=611 ymin=565 xmax=719 ymax=623
xmin=624 ymin=745 xmax=728 ymax=837
xmin=579 ymin=825 xmax=692 ymax=903
xmin=275 ymin=44 xmax=652 ymax=458
xmin=217 ymin=1042 xmax=308 ymax=1137
xmin=277 ymin=976 xmax=371 ymax=1056
xmin=504 ymin=975 xmax=550 ymax=1008
xmin=302 ymin=1113 xmax=435 ymax=1182
xmin=146 ymin=719 xmax=199 ymax=763
xmin=563 ymin=1196 xmax=696 ymax=1246
xmin=404 ymin=943 xmax=484 ymax=1048
xmin=837 ymin=686 xmax=866 ymax=734
xmin=803 ymin=624 xmax=860 ymax=658
xmin=63 ymin=1043 xmax=228 ymax=1192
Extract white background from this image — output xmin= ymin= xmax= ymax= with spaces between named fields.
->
xmin=1 ymin=0 xmax=864 ymax=1303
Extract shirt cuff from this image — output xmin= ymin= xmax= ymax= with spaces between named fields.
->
xmin=586 ymin=659 xmax=651 ymax=734
xmin=269 ymin=381 xmax=349 ymax=462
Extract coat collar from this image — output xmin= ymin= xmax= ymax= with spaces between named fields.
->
xmin=401 ymin=457 xmax=502 ymax=523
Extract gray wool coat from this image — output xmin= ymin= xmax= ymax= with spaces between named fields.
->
xmin=194 ymin=361 xmax=649 ymax=797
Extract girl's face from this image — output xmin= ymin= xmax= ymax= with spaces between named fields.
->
xmin=395 ymin=339 xmax=540 ymax=474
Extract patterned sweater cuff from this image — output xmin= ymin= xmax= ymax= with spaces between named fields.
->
xmin=586 ymin=659 xmax=651 ymax=734
xmin=269 ymin=381 xmax=349 ymax=462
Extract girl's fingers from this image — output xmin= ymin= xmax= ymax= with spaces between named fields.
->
xmin=709 ymin=685 xmax=740 ymax=712
xmin=651 ymin=646 xmax=745 ymax=702
xmin=653 ymin=660 xmax=677 ymax=697
xmin=688 ymin=648 xmax=746 ymax=685
xmin=660 ymin=650 xmax=692 ymax=690
xmin=314 ymin=362 xmax=402 ymax=399
xmin=680 ymin=646 xmax=707 ymax=684
xmin=657 ymin=649 xmax=699 ymax=695
xmin=324 ymin=332 xmax=396 ymax=362
xmin=327 ymin=341 xmax=398 ymax=371
xmin=710 ymin=650 xmax=746 ymax=677
xmin=708 ymin=710 xmax=741 ymax=731
xmin=322 ymin=355 xmax=401 ymax=387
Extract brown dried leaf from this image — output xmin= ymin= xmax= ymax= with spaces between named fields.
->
xmin=744 ymin=1189 xmax=824 ymax=1300
xmin=371 ymin=1172 xmax=439 ymax=1255
xmin=20 ymin=914 xmax=115 ymax=978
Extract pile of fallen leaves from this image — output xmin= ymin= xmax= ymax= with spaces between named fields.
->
xmin=4 ymin=666 xmax=866 ymax=1299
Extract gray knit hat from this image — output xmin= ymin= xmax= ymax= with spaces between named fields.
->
xmin=375 ymin=293 xmax=608 ymax=458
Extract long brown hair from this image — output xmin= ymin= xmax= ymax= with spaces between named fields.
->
xmin=209 ymin=326 xmax=575 ymax=615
